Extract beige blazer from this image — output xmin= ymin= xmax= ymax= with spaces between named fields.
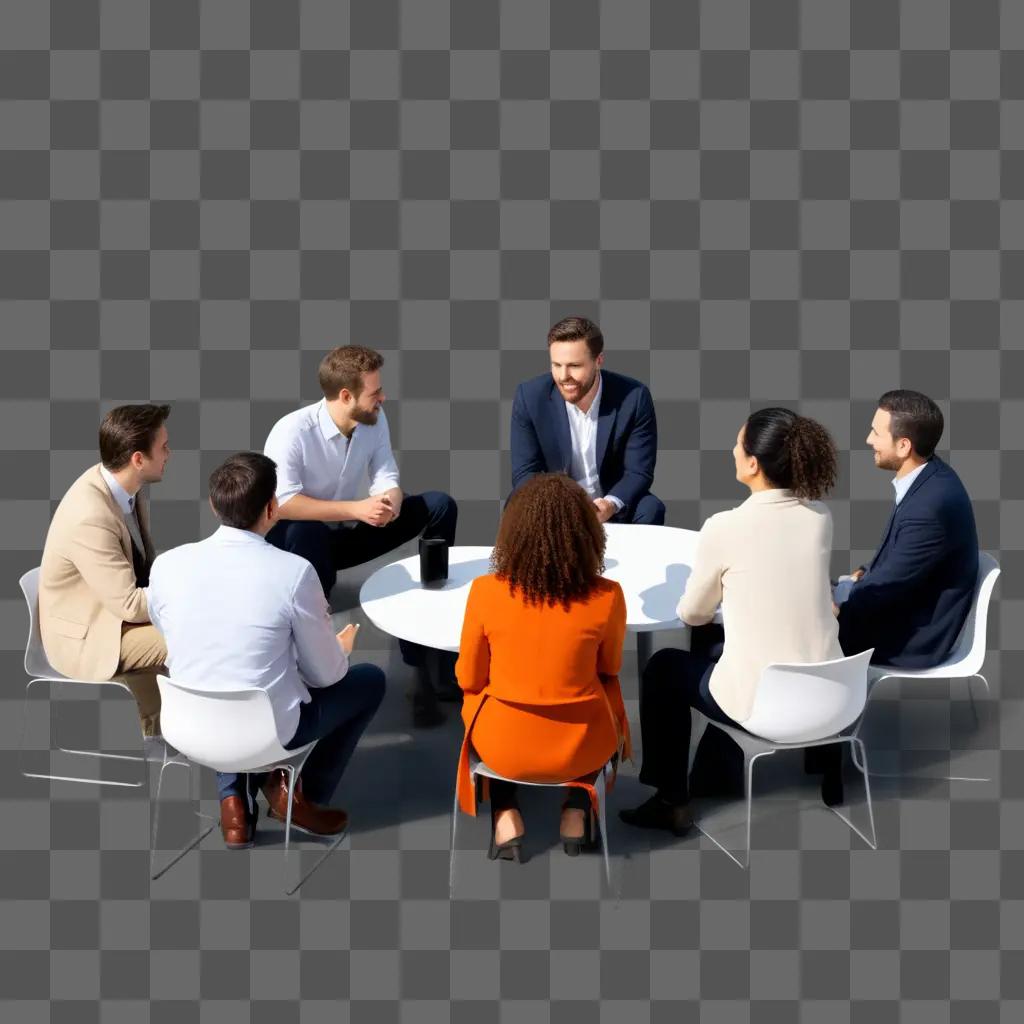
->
xmin=678 ymin=489 xmax=842 ymax=723
xmin=39 ymin=464 xmax=155 ymax=681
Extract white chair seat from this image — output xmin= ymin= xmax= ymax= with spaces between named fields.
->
xmin=692 ymin=649 xmax=877 ymax=868
xmin=855 ymin=552 xmax=1000 ymax=783
xmin=18 ymin=567 xmax=152 ymax=789
xmin=151 ymin=675 xmax=344 ymax=895
xmin=450 ymin=750 xmax=615 ymax=896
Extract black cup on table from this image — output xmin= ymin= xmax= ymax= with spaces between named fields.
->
xmin=419 ymin=536 xmax=449 ymax=588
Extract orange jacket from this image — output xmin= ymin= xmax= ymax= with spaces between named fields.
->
xmin=455 ymin=573 xmax=632 ymax=814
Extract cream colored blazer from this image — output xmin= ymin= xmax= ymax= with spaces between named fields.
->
xmin=678 ymin=489 xmax=842 ymax=723
xmin=39 ymin=464 xmax=154 ymax=680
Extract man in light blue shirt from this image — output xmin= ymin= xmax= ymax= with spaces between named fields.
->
xmin=148 ymin=453 xmax=385 ymax=850
xmin=263 ymin=345 xmax=458 ymax=727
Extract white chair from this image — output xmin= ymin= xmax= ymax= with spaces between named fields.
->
xmin=151 ymin=675 xmax=345 ymax=895
xmin=851 ymin=552 xmax=1001 ymax=783
xmin=692 ymin=650 xmax=877 ymax=869
xmin=449 ymin=751 xmax=615 ymax=897
xmin=18 ymin=567 xmax=151 ymax=788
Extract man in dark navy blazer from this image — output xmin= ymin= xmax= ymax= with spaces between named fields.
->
xmin=837 ymin=390 xmax=979 ymax=667
xmin=510 ymin=316 xmax=665 ymax=525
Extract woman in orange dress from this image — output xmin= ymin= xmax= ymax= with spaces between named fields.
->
xmin=455 ymin=473 xmax=631 ymax=862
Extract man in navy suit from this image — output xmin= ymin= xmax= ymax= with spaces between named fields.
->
xmin=837 ymin=390 xmax=979 ymax=667
xmin=510 ymin=316 xmax=665 ymax=525
xmin=807 ymin=390 xmax=980 ymax=806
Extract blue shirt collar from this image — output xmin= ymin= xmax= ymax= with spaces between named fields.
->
xmin=892 ymin=460 xmax=929 ymax=505
xmin=99 ymin=464 xmax=136 ymax=516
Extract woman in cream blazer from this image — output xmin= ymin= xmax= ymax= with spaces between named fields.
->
xmin=619 ymin=408 xmax=842 ymax=836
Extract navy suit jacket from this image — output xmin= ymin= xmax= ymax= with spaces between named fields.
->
xmin=510 ymin=370 xmax=657 ymax=512
xmin=838 ymin=456 xmax=979 ymax=668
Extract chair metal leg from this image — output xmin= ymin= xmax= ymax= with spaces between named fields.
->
xmin=596 ymin=770 xmax=612 ymax=891
xmin=826 ymin=738 xmax=878 ymax=851
xmin=20 ymin=678 xmax=147 ymax=789
xmin=150 ymin=751 xmax=215 ymax=882
xmin=449 ymin=775 xmax=463 ymax=899
xmin=854 ymin=674 xmax=991 ymax=784
xmin=281 ymin=762 xmax=348 ymax=896
xmin=696 ymin=749 xmax=775 ymax=870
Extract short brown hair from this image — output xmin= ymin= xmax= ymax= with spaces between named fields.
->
xmin=878 ymin=389 xmax=944 ymax=459
xmin=492 ymin=473 xmax=606 ymax=608
xmin=209 ymin=452 xmax=277 ymax=531
xmin=99 ymin=404 xmax=171 ymax=471
xmin=547 ymin=316 xmax=604 ymax=358
xmin=318 ymin=345 xmax=384 ymax=399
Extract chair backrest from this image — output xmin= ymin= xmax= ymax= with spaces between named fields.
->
xmin=942 ymin=552 xmax=1000 ymax=676
xmin=741 ymin=649 xmax=875 ymax=745
xmin=156 ymin=675 xmax=293 ymax=773
xmin=19 ymin=567 xmax=62 ymax=680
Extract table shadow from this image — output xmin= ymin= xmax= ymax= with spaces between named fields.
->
xmin=362 ymin=557 xmax=493 ymax=600
xmin=636 ymin=563 xmax=690 ymax=620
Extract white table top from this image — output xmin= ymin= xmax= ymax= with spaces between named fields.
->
xmin=358 ymin=523 xmax=702 ymax=654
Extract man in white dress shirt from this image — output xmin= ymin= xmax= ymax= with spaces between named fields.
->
xmin=510 ymin=317 xmax=664 ymax=525
xmin=263 ymin=345 xmax=458 ymax=727
xmin=147 ymin=453 xmax=385 ymax=849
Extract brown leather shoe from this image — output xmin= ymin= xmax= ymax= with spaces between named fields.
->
xmin=220 ymin=796 xmax=257 ymax=850
xmin=261 ymin=769 xmax=349 ymax=837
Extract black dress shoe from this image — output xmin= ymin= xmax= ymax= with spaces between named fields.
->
xmin=619 ymin=795 xmax=693 ymax=837
xmin=488 ymin=806 xmax=525 ymax=862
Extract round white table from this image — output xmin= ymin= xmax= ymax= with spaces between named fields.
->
xmin=359 ymin=524 xmax=704 ymax=679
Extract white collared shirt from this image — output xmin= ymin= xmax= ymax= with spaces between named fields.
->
xmin=564 ymin=376 xmax=623 ymax=510
xmin=892 ymin=460 xmax=929 ymax=505
xmin=264 ymin=399 xmax=400 ymax=515
xmin=565 ymin=379 xmax=601 ymax=499
xmin=147 ymin=526 xmax=349 ymax=745
xmin=99 ymin=464 xmax=145 ymax=555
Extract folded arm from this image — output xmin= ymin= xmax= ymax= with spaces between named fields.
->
xmin=840 ymin=516 xmax=947 ymax=620
xmin=291 ymin=565 xmax=348 ymax=687
xmin=71 ymin=516 xmax=149 ymax=623
xmin=455 ymin=583 xmax=490 ymax=694
xmin=677 ymin=518 xmax=724 ymax=627
xmin=605 ymin=386 xmax=657 ymax=511
xmin=510 ymin=384 xmax=547 ymax=492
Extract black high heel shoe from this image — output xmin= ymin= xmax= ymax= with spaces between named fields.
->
xmin=560 ymin=806 xmax=596 ymax=857
xmin=488 ymin=806 xmax=524 ymax=862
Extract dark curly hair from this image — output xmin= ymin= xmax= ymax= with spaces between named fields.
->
xmin=492 ymin=473 xmax=606 ymax=608
xmin=743 ymin=408 xmax=838 ymax=501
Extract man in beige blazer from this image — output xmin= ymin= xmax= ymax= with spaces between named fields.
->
xmin=39 ymin=404 xmax=172 ymax=737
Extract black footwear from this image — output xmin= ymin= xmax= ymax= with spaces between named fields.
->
xmin=560 ymin=806 xmax=598 ymax=857
xmin=821 ymin=772 xmax=844 ymax=808
xmin=619 ymin=795 xmax=693 ymax=837
xmin=488 ymin=807 xmax=524 ymax=862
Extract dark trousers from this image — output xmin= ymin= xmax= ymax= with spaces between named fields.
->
xmin=489 ymin=779 xmax=591 ymax=812
xmin=217 ymin=662 xmax=386 ymax=807
xmin=611 ymin=492 xmax=666 ymax=526
xmin=638 ymin=644 xmax=741 ymax=803
xmin=267 ymin=490 xmax=457 ymax=668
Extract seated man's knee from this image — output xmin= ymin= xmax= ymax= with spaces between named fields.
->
xmin=360 ymin=664 xmax=387 ymax=709
xmin=635 ymin=494 xmax=666 ymax=525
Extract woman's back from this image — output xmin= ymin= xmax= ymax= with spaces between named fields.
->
xmin=679 ymin=490 xmax=841 ymax=722
xmin=461 ymin=573 xmax=624 ymax=704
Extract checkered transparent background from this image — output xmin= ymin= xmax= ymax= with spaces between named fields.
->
xmin=1 ymin=1 xmax=1023 ymax=1020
